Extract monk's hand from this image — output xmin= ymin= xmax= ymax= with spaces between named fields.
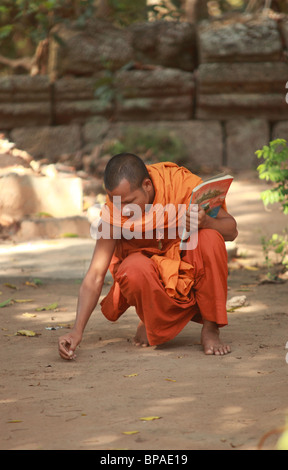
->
xmin=186 ymin=205 xmax=207 ymax=232
xmin=58 ymin=330 xmax=82 ymax=360
xmin=197 ymin=206 xmax=208 ymax=229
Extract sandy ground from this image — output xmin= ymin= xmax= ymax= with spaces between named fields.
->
xmin=1 ymin=171 xmax=288 ymax=451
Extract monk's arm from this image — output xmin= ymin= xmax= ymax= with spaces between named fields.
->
xmin=199 ymin=207 xmax=238 ymax=241
xmin=58 ymin=236 xmax=116 ymax=360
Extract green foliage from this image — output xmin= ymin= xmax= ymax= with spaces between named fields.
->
xmin=0 ymin=0 xmax=95 ymax=56
xmin=101 ymin=126 xmax=187 ymax=164
xmin=256 ymin=139 xmax=288 ymax=277
xmin=261 ymin=231 xmax=288 ymax=280
xmin=256 ymin=139 xmax=288 ymax=215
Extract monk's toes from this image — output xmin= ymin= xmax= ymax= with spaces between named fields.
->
xmin=204 ymin=346 xmax=214 ymax=355
xmin=204 ymin=344 xmax=231 ymax=355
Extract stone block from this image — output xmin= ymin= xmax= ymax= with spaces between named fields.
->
xmin=197 ymin=16 xmax=282 ymax=63
xmin=196 ymin=93 xmax=288 ymax=120
xmin=116 ymin=68 xmax=194 ymax=98
xmin=0 ymin=173 xmax=83 ymax=219
xmin=0 ymin=75 xmax=51 ymax=129
xmin=0 ymin=103 xmax=51 ymax=130
xmin=82 ymin=117 xmax=110 ymax=149
xmin=272 ymin=121 xmax=288 ymax=140
xmin=115 ymin=69 xmax=194 ymax=120
xmin=14 ymin=216 xmax=90 ymax=242
xmin=225 ymin=118 xmax=270 ymax=170
xmin=53 ymin=77 xmax=112 ymax=124
xmin=49 ymin=19 xmax=133 ymax=77
xmin=0 ymin=75 xmax=50 ymax=102
xmin=105 ymin=120 xmax=223 ymax=169
xmin=197 ymin=62 xmax=288 ymax=94
xmin=10 ymin=125 xmax=81 ymax=160
xmin=179 ymin=120 xmax=223 ymax=168
xmin=129 ymin=20 xmax=197 ymax=71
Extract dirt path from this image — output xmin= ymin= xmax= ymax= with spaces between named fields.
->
xmin=1 ymin=172 xmax=288 ymax=450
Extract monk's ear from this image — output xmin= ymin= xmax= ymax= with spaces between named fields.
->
xmin=142 ymin=178 xmax=153 ymax=192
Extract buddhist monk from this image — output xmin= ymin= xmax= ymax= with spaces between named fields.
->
xmin=58 ymin=153 xmax=238 ymax=360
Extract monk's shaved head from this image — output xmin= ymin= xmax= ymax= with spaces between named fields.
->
xmin=104 ymin=153 xmax=151 ymax=191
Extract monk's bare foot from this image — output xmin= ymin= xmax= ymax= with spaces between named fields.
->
xmin=201 ymin=320 xmax=231 ymax=356
xmin=133 ymin=321 xmax=149 ymax=347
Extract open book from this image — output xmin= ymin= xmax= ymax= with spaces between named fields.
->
xmin=180 ymin=173 xmax=234 ymax=248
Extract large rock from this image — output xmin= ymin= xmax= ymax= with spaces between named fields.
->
xmin=53 ymin=77 xmax=112 ymax=124
xmin=49 ymin=19 xmax=134 ymax=77
xmin=225 ymin=119 xmax=270 ymax=170
xmin=272 ymin=121 xmax=288 ymax=140
xmin=82 ymin=117 xmax=111 ymax=146
xmin=0 ymin=76 xmax=51 ymax=128
xmin=115 ymin=68 xmax=194 ymax=120
xmin=196 ymin=61 xmax=288 ymax=119
xmin=129 ymin=21 xmax=197 ymax=71
xmin=0 ymin=173 xmax=83 ymax=219
xmin=197 ymin=16 xmax=283 ymax=63
xmin=49 ymin=19 xmax=196 ymax=78
xmin=197 ymin=62 xmax=288 ymax=94
xmin=10 ymin=125 xmax=81 ymax=161
xmin=14 ymin=216 xmax=90 ymax=241
xmin=104 ymin=120 xmax=223 ymax=169
xmin=196 ymin=93 xmax=288 ymax=120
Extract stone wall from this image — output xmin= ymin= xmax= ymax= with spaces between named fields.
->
xmin=1 ymin=15 xmax=288 ymax=171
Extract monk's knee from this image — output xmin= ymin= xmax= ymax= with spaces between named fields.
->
xmin=198 ymin=229 xmax=227 ymax=263
xmin=115 ymin=254 xmax=156 ymax=290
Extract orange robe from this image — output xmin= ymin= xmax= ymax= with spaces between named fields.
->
xmin=100 ymin=162 xmax=228 ymax=346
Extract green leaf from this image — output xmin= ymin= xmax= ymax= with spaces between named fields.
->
xmin=35 ymin=302 xmax=58 ymax=311
xmin=0 ymin=24 xmax=13 ymax=39
xmin=0 ymin=298 xmax=12 ymax=308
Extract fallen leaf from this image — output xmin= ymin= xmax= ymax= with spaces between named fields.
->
xmin=236 ymin=288 xmax=253 ymax=292
xmin=35 ymin=212 xmax=53 ymax=218
xmin=243 ymin=266 xmax=259 ymax=271
xmin=7 ymin=420 xmax=23 ymax=423
xmin=61 ymin=233 xmax=78 ymax=238
xmin=22 ymin=313 xmax=37 ymax=318
xmin=139 ymin=416 xmax=161 ymax=421
xmin=36 ymin=302 xmax=58 ymax=311
xmin=124 ymin=373 xmax=138 ymax=377
xmin=25 ymin=281 xmax=37 ymax=287
xmin=57 ymin=323 xmax=72 ymax=328
xmin=4 ymin=283 xmax=17 ymax=289
xmin=25 ymin=279 xmax=43 ymax=287
xmin=165 ymin=378 xmax=176 ymax=382
xmin=16 ymin=329 xmax=38 ymax=337
xmin=0 ymin=298 xmax=13 ymax=308
xmin=14 ymin=299 xmax=34 ymax=303
xmin=122 ymin=431 xmax=139 ymax=435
